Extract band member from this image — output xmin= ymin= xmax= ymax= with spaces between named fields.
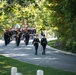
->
xmin=24 ymin=29 xmax=30 ymax=45
xmin=8 ymin=28 xmax=14 ymax=41
xmin=4 ymin=29 xmax=10 ymax=46
xmin=15 ymin=28 xmax=22 ymax=46
xmin=32 ymin=35 xmax=40 ymax=55
xmin=41 ymin=35 xmax=47 ymax=55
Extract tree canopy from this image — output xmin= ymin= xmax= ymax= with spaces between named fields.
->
xmin=0 ymin=0 xmax=76 ymax=52
xmin=0 ymin=0 xmax=50 ymax=31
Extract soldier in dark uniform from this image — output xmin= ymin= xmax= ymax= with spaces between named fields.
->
xmin=41 ymin=35 xmax=47 ymax=55
xmin=15 ymin=28 xmax=22 ymax=46
xmin=8 ymin=28 xmax=14 ymax=41
xmin=4 ymin=29 xmax=10 ymax=46
xmin=4 ymin=30 xmax=9 ymax=46
xmin=32 ymin=35 xmax=40 ymax=55
xmin=24 ymin=29 xmax=30 ymax=45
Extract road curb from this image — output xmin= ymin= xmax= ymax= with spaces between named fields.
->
xmin=47 ymin=45 xmax=76 ymax=56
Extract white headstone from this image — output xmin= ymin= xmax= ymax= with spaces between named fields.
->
xmin=37 ymin=70 xmax=44 ymax=75
xmin=15 ymin=73 xmax=23 ymax=75
xmin=11 ymin=67 xmax=17 ymax=75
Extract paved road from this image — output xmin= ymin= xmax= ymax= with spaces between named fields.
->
xmin=0 ymin=39 xmax=76 ymax=73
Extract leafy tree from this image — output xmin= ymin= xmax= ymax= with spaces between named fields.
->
xmin=47 ymin=0 xmax=76 ymax=52
xmin=1 ymin=0 xmax=76 ymax=53
xmin=0 ymin=0 xmax=51 ymax=33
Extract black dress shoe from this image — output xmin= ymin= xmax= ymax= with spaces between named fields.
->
xmin=35 ymin=53 xmax=37 ymax=55
xmin=42 ymin=52 xmax=45 ymax=55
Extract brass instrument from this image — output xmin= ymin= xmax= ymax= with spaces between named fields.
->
xmin=16 ymin=32 xmax=21 ymax=38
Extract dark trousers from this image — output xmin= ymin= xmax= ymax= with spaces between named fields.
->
xmin=34 ymin=44 xmax=38 ymax=55
xmin=25 ymin=38 xmax=29 ymax=45
xmin=5 ymin=38 xmax=8 ymax=46
xmin=16 ymin=38 xmax=20 ymax=46
xmin=4 ymin=38 xmax=10 ymax=46
xmin=8 ymin=38 xmax=10 ymax=44
xmin=42 ymin=45 xmax=46 ymax=55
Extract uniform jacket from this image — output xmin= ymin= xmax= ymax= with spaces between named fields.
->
xmin=41 ymin=38 xmax=47 ymax=46
xmin=32 ymin=38 xmax=40 ymax=46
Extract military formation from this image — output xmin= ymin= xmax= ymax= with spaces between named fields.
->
xmin=4 ymin=28 xmax=32 ymax=46
xmin=4 ymin=27 xmax=47 ymax=55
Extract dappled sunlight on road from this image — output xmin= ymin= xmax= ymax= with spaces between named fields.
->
xmin=28 ymin=57 xmax=58 ymax=60
xmin=14 ymin=47 xmax=32 ymax=50
xmin=2 ymin=53 xmax=29 ymax=57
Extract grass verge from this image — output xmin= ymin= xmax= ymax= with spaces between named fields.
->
xmin=48 ymin=40 xmax=67 ymax=51
xmin=0 ymin=55 xmax=76 ymax=75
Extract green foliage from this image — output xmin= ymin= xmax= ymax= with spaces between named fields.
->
xmin=47 ymin=0 xmax=76 ymax=53
xmin=0 ymin=0 xmax=76 ymax=52
xmin=0 ymin=0 xmax=51 ymax=34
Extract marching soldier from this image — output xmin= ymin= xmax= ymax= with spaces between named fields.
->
xmin=24 ymin=29 xmax=30 ymax=45
xmin=4 ymin=29 xmax=9 ymax=46
xmin=32 ymin=35 xmax=40 ymax=55
xmin=15 ymin=28 xmax=22 ymax=46
xmin=41 ymin=35 xmax=47 ymax=55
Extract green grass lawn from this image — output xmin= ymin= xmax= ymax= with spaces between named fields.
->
xmin=0 ymin=55 xmax=76 ymax=75
xmin=48 ymin=40 xmax=76 ymax=53
xmin=48 ymin=40 xmax=67 ymax=51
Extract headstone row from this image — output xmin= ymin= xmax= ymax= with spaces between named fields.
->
xmin=11 ymin=67 xmax=44 ymax=75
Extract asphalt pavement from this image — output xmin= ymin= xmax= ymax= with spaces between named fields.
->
xmin=0 ymin=39 xmax=76 ymax=73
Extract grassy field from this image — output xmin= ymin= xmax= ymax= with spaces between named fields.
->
xmin=0 ymin=55 xmax=76 ymax=75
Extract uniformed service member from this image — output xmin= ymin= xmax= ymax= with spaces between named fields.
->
xmin=4 ymin=29 xmax=10 ymax=46
xmin=32 ymin=35 xmax=40 ymax=55
xmin=41 ymin=35 xmax=47 ymax=55
xmin=15 ymin=28 xmax=22 ymax=46
xmin=24 ymin=29 xmax=30 ymax=45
